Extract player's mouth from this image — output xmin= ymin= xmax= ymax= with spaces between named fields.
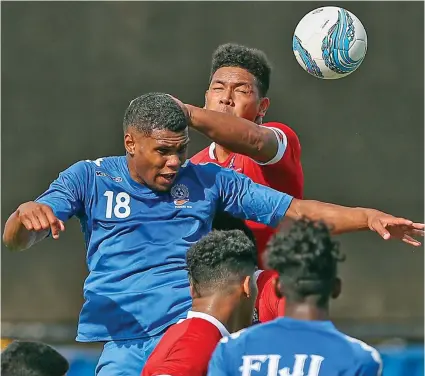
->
xmin=158 ymin=173 xmax=176 ymax=185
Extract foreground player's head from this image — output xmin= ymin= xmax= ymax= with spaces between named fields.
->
xmin=267 ymin=219 xmax=345 ymax=315
xmin=205 ymin=43 xmax=271 ymax=124
xmin=186 ymin=229 xmax=258 ymax=332
xmin=123 ymin=92 xmax=189 ymax=192
xmin=1 ymin=340 xmax=69 ymax=376
xmin=212 ymin=211 xmax=257 ymax=249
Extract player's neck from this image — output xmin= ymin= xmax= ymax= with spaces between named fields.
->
xmin=126 ymin=154 xmax=145 ymax=185
xmin=214 ymin=144 xmax=232 ymax=163
xmin=284 ymin=302 xmax=330 ymax=321
xmin=192 ymin=297 xmax=236 ymax=333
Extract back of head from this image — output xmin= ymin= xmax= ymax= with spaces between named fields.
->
xmin=123 ymin=92 xmax=188 ymax=135
xmin=210 ymin=43 xmax=272 ymax=97
xmin=186 ymin=229 xmax=257 ymax=297
xmin=212 ymin=212 xmax=257 ymax=249
xmin=1 ymin=341 xmax=69 ymax=376
xmin=266 ymin=219 xmax=345 ymax=307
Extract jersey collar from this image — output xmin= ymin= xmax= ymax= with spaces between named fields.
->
xmin=187 ymin=310 xmax=230 ymax=337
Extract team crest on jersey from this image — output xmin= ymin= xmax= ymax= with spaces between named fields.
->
xmin=171 ymin=184 xmax=190 ymax=207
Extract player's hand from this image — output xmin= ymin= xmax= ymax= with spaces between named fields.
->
xmin=366 ymin=209 xmax=424 ymax=246
xmin=16 ymin=201 xmax=65 ymax=240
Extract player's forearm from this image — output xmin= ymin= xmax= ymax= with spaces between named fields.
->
xmin=187 ymin=105 xmax=267 ymax=159
xmin=2 ymin=212 xmax=46 ymax=251
xmin=285 ymin=199 xmax=376 ymax=234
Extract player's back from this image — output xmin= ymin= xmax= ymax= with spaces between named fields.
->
xmin=208 ymin=317 xmax=382 ymax=376
xmin=143 ymin=314 xmax=226 ymax=376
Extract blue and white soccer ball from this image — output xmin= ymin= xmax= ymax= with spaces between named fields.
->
xmin=292 ymin=6 xmax=367 ymax=79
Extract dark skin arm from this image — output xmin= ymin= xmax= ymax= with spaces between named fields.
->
xmin=286 ymin=199 xmax=424 ymax=246
xmin=186 ymin=104 xmax=278 ymax=163
xmin=3 ymin=202 xmax=65 ymax=251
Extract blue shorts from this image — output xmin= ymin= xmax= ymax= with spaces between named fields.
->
xmin=95 ymin=334 xmax=163 ymax=376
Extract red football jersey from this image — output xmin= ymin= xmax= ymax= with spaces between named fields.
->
xmin=254 ymin=269 xmax=285 ymax=323
xmin=191 ymin=122 xmax=304 ymax=268
xmin=142 ymin=272 xmax=285 ymax=376
xmin=142 ymin=311 xmax=229 ymax=376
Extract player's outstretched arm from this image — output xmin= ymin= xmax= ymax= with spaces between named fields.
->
xmin=188 ymin=105 xmax=278 ymax=162
xmin=286 ymin=199 xmax=424 ymax=246
xmin=3 ymin=202 xmax=65 ymax=251
xmin=170 ymin=97 xmax=278 ymax=163
xmin=3 ymin=160 xmax=91 ymax=252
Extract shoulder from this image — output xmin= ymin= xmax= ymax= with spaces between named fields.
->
xmin=190 ymin=147 xmax=211 ymax=164
xmin=263 ymin=122 xmax=298 ymax=137
xmin=343 ymin=335 xmax=383 ymax=374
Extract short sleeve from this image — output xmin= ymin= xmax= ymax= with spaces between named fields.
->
xmin=216 ymin=167 xmax=293 ymax=228
xmin=35 ymin=160 xmax=91 ymax=221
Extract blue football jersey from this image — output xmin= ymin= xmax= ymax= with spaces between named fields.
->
xmin=208 ymin=317 xmax=383 ymax=376
xmin=35 ymin=156 xmax=293 ymax=341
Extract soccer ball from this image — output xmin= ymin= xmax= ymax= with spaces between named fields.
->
xmin=292 ymin=6 xmax=367 ymax=79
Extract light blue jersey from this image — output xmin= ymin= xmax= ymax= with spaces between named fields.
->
xmin=36 ymin=156 xmax=293 ymax=342
xmin=208 ymin=317 xmax=383 ymax=376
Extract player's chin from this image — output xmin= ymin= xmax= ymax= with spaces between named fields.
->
xmin=154 ymin=175 xmax=176 ymax=191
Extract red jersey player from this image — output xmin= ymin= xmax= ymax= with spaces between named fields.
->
xmin=189 ymin=43 xmax=304 ymax=267
xmin=142 ymin=230 xmax=283 ymax=376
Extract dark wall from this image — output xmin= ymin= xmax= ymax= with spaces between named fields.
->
xmin=2 ymin=2 xmax=423 ymax=328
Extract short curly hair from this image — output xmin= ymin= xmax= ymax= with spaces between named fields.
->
xmin=123 ymin=92 xmax=188 ymax=135
xmin=186 ymin=230 xmax=257 ymax=297
xmin=212 ymin=212 xmax=257 ymax=249
xmin=266 ymin=218 xmax=345 ymax=306
xmin=1 ymin=340 xmax=69 ymax=376
xmin=210 ymin=43 xmax=272 ymax=97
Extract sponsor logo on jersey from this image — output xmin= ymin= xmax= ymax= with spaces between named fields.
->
xmin=95 ymin=171 xmax=123 ymax=182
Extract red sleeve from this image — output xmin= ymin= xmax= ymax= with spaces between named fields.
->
xmin=255 ymin=270 xmax=286 ymax=323
xmin=149 ymin=322 xmax=221 ymax=376
xmin=190 ymin=148 xmax=209 ymax=165
xmin=259 ymin=122 xmax=301 ymax=167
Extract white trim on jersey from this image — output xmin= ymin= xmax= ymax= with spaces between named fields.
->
xmin=255 ymin=126 xmax=288 ymax=166
xmin=177 ymin=310 xmax=230 ymax=338
xmin=208 ymin=143 xmax=217 ymax=159
xmin=207 ymin=127 xmax=288 ymax=166
xmin=254 ymin=269 xmax=264 ymax=283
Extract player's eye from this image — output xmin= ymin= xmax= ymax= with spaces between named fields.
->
xmin=178 ymin=145 xmax=188 ymax=154
xmin=157 ymin=148 xmax=169 ymax=155
xmin=236 ymin=88 xmax=250 ymax=94
xmin=212 ymin=86 xmax=224 ymax=92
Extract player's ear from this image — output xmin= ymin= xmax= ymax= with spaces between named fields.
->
xmin=258 ymin=97 xmax=270 ymax=118
xmin=331 ymin=277 xmax=342 ymax=299
xmin=124 ymin=132 xmax=136 ymax=156
xmin=273 ymin=276 xmax=283 ymax=299
xmin=242 ymin=275 xmax=252 ymax=298
xmin=189 ymin=284 xmax=195 ymax=299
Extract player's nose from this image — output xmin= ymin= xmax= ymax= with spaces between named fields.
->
xmin=219 ymin=89 xmax=233 ymax=106
xmin=165 ymin=155 xmax=181 ymax=169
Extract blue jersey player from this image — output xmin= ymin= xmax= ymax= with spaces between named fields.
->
xmin=208 ymin=219 xmax=383 ymax=376
xmin=3 ymin=93 xmax=423 ymax=375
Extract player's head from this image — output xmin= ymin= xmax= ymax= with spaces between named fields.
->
xmin=186 ymin=229 xmax=258 ymax=331
xmin=267 ymin=218 xmax=345 ymax=309
xmin=0 ymin=340 xmax=69 ymax=376
xmin=205 ymin=43 xmax=271 ymax=124
xmin=212 ymin=211 xmax=257 ymax=249
xmin=123 ymin=92 xmax=190 ymax=192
